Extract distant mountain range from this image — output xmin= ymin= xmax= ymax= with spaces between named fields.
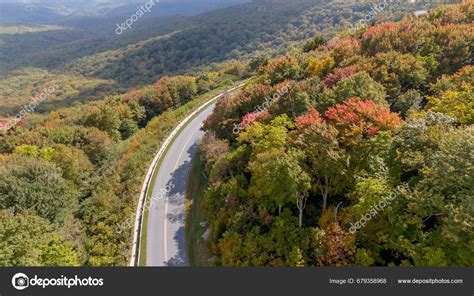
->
xmin=0 ymin=0 xmax=251 ymax=23
xmin=1 ymin=0 xmax=459 ymax=84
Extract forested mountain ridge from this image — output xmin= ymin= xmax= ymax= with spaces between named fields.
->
xmin=2 ymin=0 xmax=457 ymax=82
xmin=200 ymin=1 xmax=473 ymax=266
xmin=0 ymin=68 xmax=118 ymax=117
xmin=0 ymin=0 xmax=250 ymax=23
xmin=0 ymin=0 xmax=460 ymax=122
xmin=1 ymin=0 xmax=458 ymax=118
xmin=37 ymin=0 xmax=460 ymax=85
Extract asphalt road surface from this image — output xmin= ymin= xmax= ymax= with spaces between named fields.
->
xmin=145 ymin=101 xmax=217 ymax=266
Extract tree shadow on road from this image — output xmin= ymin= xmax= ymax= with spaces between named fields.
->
xmin=165 ymin=142 xmax=200 ymax=266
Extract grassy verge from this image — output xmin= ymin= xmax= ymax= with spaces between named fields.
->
xmin=185 ymin=151 xmax=209 ymax=266
xmin=137 ymin=78 xmax=241 ymax=266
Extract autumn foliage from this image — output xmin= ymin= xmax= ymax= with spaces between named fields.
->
xmin=325 ymin=97 xmax=402 ymax=140
xmin=199 ymin=2 xmax=473 ymax=267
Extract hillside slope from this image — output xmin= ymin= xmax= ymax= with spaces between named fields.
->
xmin=0 ymin=61 xmax=246 ymax=266
xmin=200 ymin=1 xmax=473 ymax=267
xmin=1 ymin=0 xmax=458 ymax=118
xmin=3 ymin=0 xmax=458 ymax=85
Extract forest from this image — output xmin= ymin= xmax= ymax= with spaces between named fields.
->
xmin=2 ymin=0 xmax=457 ymax=84
xmin=52 ymin=0 xmax=460 ymax=86
xmin=0 ymin=64 xmax=246 ymax=266
xmin=1 ymin=0 xmax=457 ymax=119
xmin=0 ymin=0 xmax=471 ymax=267
xmin=200 ymin=1 xmax=473 ymax=266
xmin=0 ymin=68 xmax=118 ymax=117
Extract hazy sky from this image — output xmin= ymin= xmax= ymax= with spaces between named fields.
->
xmin=0 ymin=0 xmax=252 ymax=22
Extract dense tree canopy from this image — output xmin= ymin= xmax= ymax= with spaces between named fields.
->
xmin=200 ymin=2 xmax=473 ymax=266
xmin=0 ymin=0 xmax=471 ymax=267
xmin=0 ymin=65 xmax=244 ymax=266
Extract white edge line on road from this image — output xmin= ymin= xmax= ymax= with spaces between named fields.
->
xmin=129 ymin=80 xmax=249 ymax=266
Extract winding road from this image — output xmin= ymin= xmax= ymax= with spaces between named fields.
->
xmin=145 ymin=101 xmax=214 ymax=266
xmin=141 ymin=83 xmax=246 ymax=266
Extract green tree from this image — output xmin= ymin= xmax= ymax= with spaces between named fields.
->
xmin=427 ymin=83 xmax=473 ymax=124
xmin=303 ymin=35 xmax=326 ymax=52
xmin=13 ymin=145 xmax=54 ymax=161
xmin=294 ymin=122 xmax=347 ymax=210
xmin=41 ymin=236 xmax=80 ymax=266
xmin=50 ymin=144 xmax=94 ymax=188
xmin=389 ymin=113 xmax=473 ymax=266
xmin=84 ymin=103 xmax=121 ymax=140
xmin=244 ymin=116 xmax=295 ymax=214
xmin=0 ymin=210 xmax=80 ymax=266
xmin=0 ymin=155 xmax=77 ymax=223
xmin=0 ymin=209 xmax=52 ymax=266
xmin=370 ymin=52 xmax=428 ymax=99
xmin=392 ymin=89 xmax=422 ymax=118
xmin=321 ymin=72 xmax=387 ymax=111
xmin=287 ymin=247 xmax=305 ymax=266
xmin=260 ymin=55 xmax=301 ymax=85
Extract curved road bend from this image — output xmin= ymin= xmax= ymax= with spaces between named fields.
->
xmin=145 ymin=101 xmax=217 ymax=266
